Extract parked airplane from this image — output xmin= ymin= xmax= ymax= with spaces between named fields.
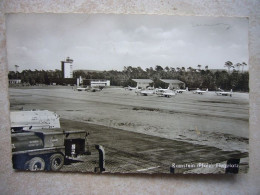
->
xmin=77 ymin=87 xmax=88 ymax=91
xmin=139 ymin=90 xmax=154 ymax=96
xmin=193 ymin=88 xmax=208 ymax=95
xmin=136 ymin=88 xmax=155 ymax=96
xmin=216 ymin=88 xmax=233 ymax=96
xmin=125 ymin=86 xmax=137 ymax=91
xmin=175 ymin=87 xmax=188 ymax=94
xmin=77 ymin=86 xmax=102 ymax=92
xmin=146 ymin=86 xmax=155 ymax=90
xmin=90 ymin=87 xmax=102 ymax=92
xmin=155 ymin=87 xmax=170 ymax=96
xmin=160 ymin=90 xmax=176 ymax=98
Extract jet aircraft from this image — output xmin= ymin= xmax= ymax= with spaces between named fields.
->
xmin=215 ymin=89 xmax=233 ymax=97
xmin=193 ymin=88 xmax=208 ymax=95
xmin=160 ymin=90 xmax=176 ymax=98
xmin=175 ymin=87 xmax=188 ymax=94
xmin=126 ymin=86 xmax=138 ymax=91
xmin=77 ymin=87 xmax=88 ymax=91
xmin=155 ymin=87 xmax=170 ymax=96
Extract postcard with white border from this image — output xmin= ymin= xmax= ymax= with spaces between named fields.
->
xmin=7 ymin=14 xmax=249 ymax=174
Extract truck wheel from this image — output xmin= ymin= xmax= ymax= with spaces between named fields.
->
xmin=47 ymin=153 xmax=64 ymax=171
xmin=28 ymin=157 xmax=45 ymax=171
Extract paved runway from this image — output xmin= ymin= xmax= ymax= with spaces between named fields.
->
xmin=9 ymin=86 xmax=249 ymax=173
xmin=60 ymin=119 xmax=248 ymax=174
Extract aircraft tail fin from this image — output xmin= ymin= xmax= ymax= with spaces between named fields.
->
xmin=206 ymin=88 xmax=208 ymax=92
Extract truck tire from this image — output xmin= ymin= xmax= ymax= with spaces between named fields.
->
xmin=47 ymin=153 xmax=64 ymax=171
xmin=28 ymin=157 xmax=45 ymax=171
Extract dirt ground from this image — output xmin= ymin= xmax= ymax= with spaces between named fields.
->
xmin=9 ymin=86 xmax=249 ymax=173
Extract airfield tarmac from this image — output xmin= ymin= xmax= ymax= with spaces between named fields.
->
xmin=9 ymin=86 xmax=249 ymax=173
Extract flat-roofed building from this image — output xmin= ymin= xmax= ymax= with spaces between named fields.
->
xmin=83 ymin=79 xmax=110 ymax=87
xmin=160 ymin=79 xmax=185 ymax=90
xmin=91 ymin=80 xmax=110 ymax=87
xmin=9 ymin=79 xmax=21 ymax=85
xmin=132 ymin=79 xmax=153 ymax=89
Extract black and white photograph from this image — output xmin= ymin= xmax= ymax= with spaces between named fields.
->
xmin=7 ymin=13 xmax=249 ymax=174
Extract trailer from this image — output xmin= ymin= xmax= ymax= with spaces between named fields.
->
xmin=10 ymin=110 xmax=105 ymax=172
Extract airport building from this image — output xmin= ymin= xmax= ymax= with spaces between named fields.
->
xmin=9 ymin=79 xmax=21 ymax=85
xmin=160 ymin=79 xmax=185 ymax=90
xmin=83 ymin=79 xmax=110 ymax=87
xmin=132 ymin=79 xmax=153 ymax=89
xmin=61 ymin=57 xmax=73 ymax=78
xmin=91 ymin=80 xmax=110 ymax=87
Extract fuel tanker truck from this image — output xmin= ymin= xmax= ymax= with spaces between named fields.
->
xmin=10 ymin=110 xmax=105 ymax=172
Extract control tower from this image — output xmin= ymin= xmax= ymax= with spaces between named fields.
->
xmin=61 ymin=57 xmax=73 ymax=78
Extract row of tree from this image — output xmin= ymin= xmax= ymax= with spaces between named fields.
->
xmin=224 ymin=61 xmax=247 ymax=73
xmin=9 ymin=62 xmax=249 ymax=91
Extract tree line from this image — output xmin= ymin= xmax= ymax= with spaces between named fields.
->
xmin=9 ymin=62 xmax=249 ymax=92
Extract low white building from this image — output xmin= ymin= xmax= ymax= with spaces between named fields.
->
xmin=90 ymin=80 xmax=110 ymax=87
xmin=9 ymin=79 xmax=21 ymax=85
xmin=132 ymin=79 xmax=153 ymax=89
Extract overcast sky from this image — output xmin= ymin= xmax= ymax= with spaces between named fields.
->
xmin=6 ymin=14 xmax=248 ymax=72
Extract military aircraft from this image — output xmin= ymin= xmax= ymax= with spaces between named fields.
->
xmin=77 ymin=87 xmax=88 ymax=91
xmin=138 ymin=90 xmax=154 ymax=96
xmin=89 ymin=87 xmax=102 ymax=92
xmin=175 ymin=87 xmax=188 ymax=94
xmin=135 ymin=88 xmax=155 ymax=96
xmin=155 ymin=87 xmax=170 ymax=96
xmin=193 ymin=88 xmax=208 ymax=95
xmin=215 ymin=89 xmax=233 ymax=96
xmin=125 ymin=86 xmax=137 ymax=91
xmin=77 ymin=86 xmax=102 ymax=92
xmin=160 ymin=90 xmax=176 ymax=98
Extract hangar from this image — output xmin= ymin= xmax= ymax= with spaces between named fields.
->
xmin=132 ymin=79 xmax=153 ymax=89
xmin=160 ymin=79 xmax=185 ymax=90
